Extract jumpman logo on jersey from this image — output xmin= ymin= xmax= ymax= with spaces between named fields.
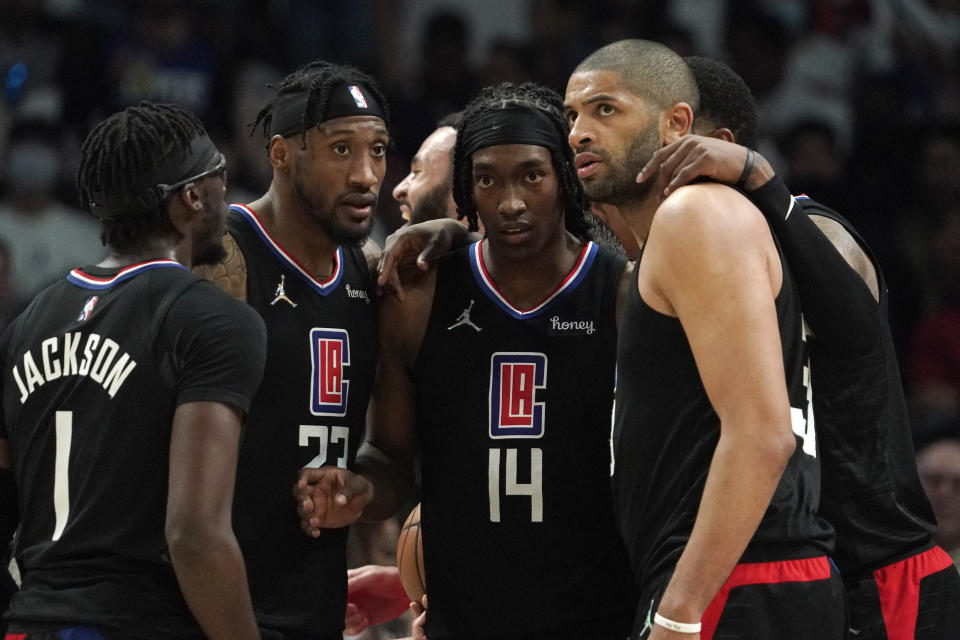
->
xmin=270 ymin=274 xmax=297 ymax=308
xmin=448 ymin=299 xmax=482 ymax=332
xmin=637 ymin=599 xmax=654 ymax=638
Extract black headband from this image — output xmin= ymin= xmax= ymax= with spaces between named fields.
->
xmin=88 ymin=134 xmax=221 ymax=219
xmin=460 ymin=107 xmax=562 ymax=158
xmin=269 ymin=83 xmax=386 ymax=138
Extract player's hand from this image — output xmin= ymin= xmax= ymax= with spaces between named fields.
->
xmin=636 ymin=135 xmax=751 ymax=197
xmin=410 ymin=594 xmax=428 ymax=640
xmin=344 ymin=565 xmax=410 ymax=634
xmin=377 ymin=219 xmax=465 ymax=300
xmin=293 ymin=467 xmax=373 ymax=537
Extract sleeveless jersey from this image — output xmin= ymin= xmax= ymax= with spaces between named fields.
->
xmin=797 ymin=196 xmax=935 ymax=575
xmin=414 ymin=241 xmax=636 ymax=639
xmin=1 ymin=261 xmax=265 ymax=638
xmin=612 ymin=223 xmax=834 ymax=588
xmin=226 ymin=204 xmax=378 ymax=636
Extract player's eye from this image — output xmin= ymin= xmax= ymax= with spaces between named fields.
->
xmin=598 ymin=104 xmax=615 ymax=116
xmin=475 ymin=175 xmax=494 ymax=189
xmin=565 ymin=111 xmax=577 ymax=125
xmin=526 ymin=171 xmax=544 ymax=183
xmin=372 ymin=143 xmax=387 ymax=158
xmin=333 ymin=143 xmax=350 ymax=156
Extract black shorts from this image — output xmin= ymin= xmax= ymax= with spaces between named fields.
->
xmin=634 ymin=556 xmax=846 ymax=640
xmin=846 ymin=545 xmax=960 ymax=640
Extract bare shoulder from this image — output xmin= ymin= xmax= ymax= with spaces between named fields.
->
xmin=652 ymin=183 xmax=771 ymax=250
xmin=809 ymin=214 xmax=880 ymax=301
xmin=361 ymin=237 xmax=382 ymax=282
xmin=192 ymin=233 xmax=247 ymax=302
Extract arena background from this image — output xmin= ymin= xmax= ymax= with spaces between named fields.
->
xmin=1 ymin=2 xmax=959 ymax=634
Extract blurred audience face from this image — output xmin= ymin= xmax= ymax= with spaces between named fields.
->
xmin=392 ymin=126 xmax=458 ymax=225
xmin=918 ymin=438 xmax=960 ymax=551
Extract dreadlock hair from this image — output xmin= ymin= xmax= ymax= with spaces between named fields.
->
xmin=250 ymin=60 xmax=391 ymax=149
xmin=452 ymin=82 xmax=591 ymax=239
xmin=685 ymin=56 xmax=759 ymax=149
xmin=76 ymin=102 xmax=207 ymax=253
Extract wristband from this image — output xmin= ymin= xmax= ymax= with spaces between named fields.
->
xmin=735 ymin=148 xmax=756 ymax=189
xmin=654 ymin=612 xmax=702 ymax=634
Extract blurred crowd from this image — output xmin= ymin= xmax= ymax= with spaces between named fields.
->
xmin=1 ymin=0 xmax=959 ymax=575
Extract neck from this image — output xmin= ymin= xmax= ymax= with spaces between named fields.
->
xmin=612 ymin=190 xmax=662 ymax=248
xmin=481 ymin=230 xmax=583 ymax=310
xmin=97 ymin=241 xmax=182 ymax=270
xmin=247 ymin=182 xmax=340 ymax=278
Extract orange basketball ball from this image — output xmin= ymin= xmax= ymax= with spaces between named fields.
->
xmin=396 ymin=503 xmax=426 ymax=603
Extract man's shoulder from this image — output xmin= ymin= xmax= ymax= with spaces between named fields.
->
xmin=652 ymin=183 xmax=769 ymax=249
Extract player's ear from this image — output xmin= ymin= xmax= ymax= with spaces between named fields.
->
xmin=660 ymin=102 xmax=694 ymax=144
xmin=710 ymin=127 xmax=736 ymax=143
xmin=269 ymin=135 xmax=291 ymax=171
xmin=167 ymin=185 xmax=203 ymax=236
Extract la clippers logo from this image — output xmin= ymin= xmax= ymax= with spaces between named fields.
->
xmin=348 ymin=85 xmax=369 ymax=109
xmin=489 ymin=352 xmax=547 ymax=439
xmin=310 ymin=328 xmax=350 ymax=416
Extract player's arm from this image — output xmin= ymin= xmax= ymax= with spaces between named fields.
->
xmin=377 ymin=219 xmax=479 ymax=300
xmin=166 ymin=401 xmax=260 ymax=640
xmin=642 ymin=185 xmax=797 ymax=633
xmin=639 ymin=135 xmax=880 ymax=353
xmin=193 ymin=233 xmax=247 ymax=302
xmin=162 ymin=285 xmax=267 ymax=640
xmin=296 ymin=272 xmax=435 ymax=532
xmin=0 ymin=437 xmax=16 ymax=552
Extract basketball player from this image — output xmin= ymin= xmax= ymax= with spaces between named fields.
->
xmin=0 ymin=103 xmax=266 ymax=639
xmin=393 ymin=113 xmax=463 ymax=226
xmin=564 ymin=40 xmax=844 ymax=639
xmin=195 ymin=61 xmax=386 ymax=639
xmin=297 ymin=82 xmax=637 ymax=639
xmin=634 ymin=56 xmax=960 ymax=640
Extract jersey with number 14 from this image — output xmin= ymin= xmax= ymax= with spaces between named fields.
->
xmin=414 ymin=241 xmax=635 ymax=639
xmin=226 ymin=204 xmax=378 ymax=637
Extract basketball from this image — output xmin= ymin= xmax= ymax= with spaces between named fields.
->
xmin=396 ymin=503 xmax=426 ymax=603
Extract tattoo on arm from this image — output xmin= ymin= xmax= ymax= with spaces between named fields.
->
xmin=810 ymin=216 xmax=879 ymax=302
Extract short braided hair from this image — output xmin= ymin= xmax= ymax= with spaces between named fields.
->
xmin=250 ymin=60 xmax=391 ymax=149
xmin=452 ymin=82 xmax=591 ymax=238
xmin=76 ymin=101 xmax=207 ymax=253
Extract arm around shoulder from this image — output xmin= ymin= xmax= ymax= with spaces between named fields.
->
xmin=356 ymin=270 xmax=436 ymax=520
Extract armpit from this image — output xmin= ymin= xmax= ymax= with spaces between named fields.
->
xmin=193 ymin=233 xmax=247 ymax=302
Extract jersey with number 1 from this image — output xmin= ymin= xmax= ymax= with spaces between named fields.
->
xmin=226 ymin=204 xmax=378 ymax=637
xmin=415 ymin=241 xmax=635 ymax=639
xmin=0 ymin=261 xmax=266 ymax=638
xmin=612 ymin=221 xmax=835 ymax=588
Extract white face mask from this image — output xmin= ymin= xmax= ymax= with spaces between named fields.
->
xmin=5 ymin=142 xmax=61 ymax=194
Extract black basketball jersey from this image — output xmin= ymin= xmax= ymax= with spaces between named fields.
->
xmin=796 ymin=196 xmax=935 ymax=574
xmin=612 ymin=224 xmax=834 ymax=588
xmin=414 ymin=241 xmax=636 ymax=639
xmin=226 ymin=204 xmax=378 ymax=636
xmin=0 ymin=260 xmax=265 ymax=638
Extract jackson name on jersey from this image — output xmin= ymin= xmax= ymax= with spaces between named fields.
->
xmin=10 ymin=331 xmax=137 ymax=403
